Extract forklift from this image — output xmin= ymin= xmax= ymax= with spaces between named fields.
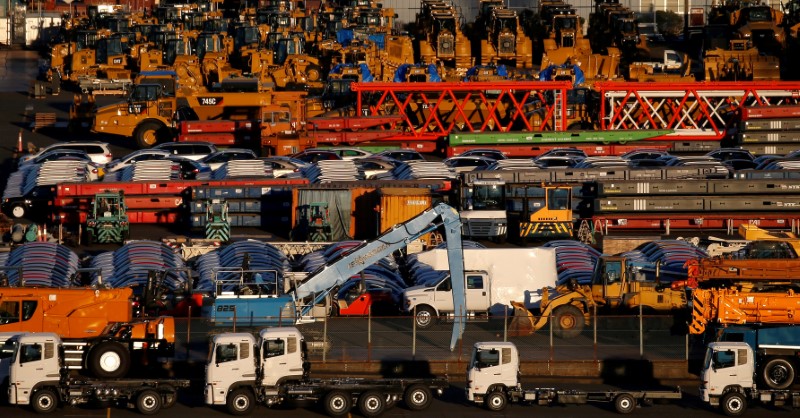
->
xmin=291 ymin=202 xmax=332 ymax=242
xmin=85 ymin=191 xmax=129 ymax=244
xmin=204 ymin=199 xmax=231 ymax=242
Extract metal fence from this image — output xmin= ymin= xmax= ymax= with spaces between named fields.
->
xmin=172 ymin=312 xmax=689 ymax=365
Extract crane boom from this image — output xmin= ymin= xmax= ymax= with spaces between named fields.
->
xmin=293 ymin=203 xmax=467 ymax=350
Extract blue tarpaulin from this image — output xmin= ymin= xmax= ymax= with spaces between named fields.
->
xmin=329 ymin=63 xmax=373 ymax=82
xmin=368 ymin=34 xmax=385 ymax=50
xmin=337 ymin=29 xmax=354 ymax=47
xmin=538 ymin=63 xmax=584 ymax=87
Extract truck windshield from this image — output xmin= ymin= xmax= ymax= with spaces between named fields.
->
xmin=472 ymin=348 xmax=500 ymax=369
xmin=470 ymin=184 xmax=504 ymax=210
xmin=712 ymin=349 xmax=735 ymax=369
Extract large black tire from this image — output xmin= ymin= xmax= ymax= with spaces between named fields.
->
xmin=552 ymin=304 xmax=585 ymax=339
xmin=414 ymin=305 xmax=437 ymax=329
xmin=136 ymin=389 xmax=162 ymax=415
xmin=485 ymin=390 xmax=507 ymax=412
xmin=31 ymin=389 xmax=58 ymax=414
xmin=358 ymin=390 xmax=385 ymax=417
xmin=720 ymin=391 xmax=747 ymax=417
xmin=226 ymin=388 xmax=254 ymax=416
xmin=404 ymin=384 xmax=432 ymax=411
xmin=614 ymin=393 xmax=636 ymax=414
xmin=323 ymin=390 xmax=351 ymax=417
xmin=88 ymin=341 xmax=130 ymax=379
xmin=135 ymin=121 xmax=167 ymax=148
xmin=762 ymin=357 xmax=795 ymax=390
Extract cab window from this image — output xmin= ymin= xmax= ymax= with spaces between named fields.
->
xmin=467 ymin=275 xmax=484 ymax=290
xmin=475 ymin=349 xmax=500 ymax=368
xmin=713 ymin=350 xmax=736 ymax=369
xmin=0 ymin=301 xmax=19 ymax=324
xmin=215 ymin=343 xmax=238 ymax=363
xmin=264 ymin=339 xmax=285 ymax=358
xmin=20 ymin=343 xmax=42 ymax=364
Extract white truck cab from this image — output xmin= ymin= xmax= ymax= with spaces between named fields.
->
xmin=403 ymin=272 xmax=491 ymax=327
xmin=700 ymin=341 xmax=755 ymax=404
xmin=466 ymin=341 xmax=520 ymax=403
xmin=205 ymin=327 xmax=307 ymax=407
xmin=8 ymin=332 xmax=61 ymax=406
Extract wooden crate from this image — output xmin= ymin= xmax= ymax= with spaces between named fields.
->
xmin=33 ymin=113 xmax=57 ymax=131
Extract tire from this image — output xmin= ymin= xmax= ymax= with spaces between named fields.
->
xmin=31 ymin=389 xmax=58 ymax=413
xmin=414 ymin=305 xmax=437 ymax=329
xmin=485 ymin=390 xmax=507 ymax=412
xmin=552 ymin=304 xmax=585 ymax=339
xmin=88 ymin=341 xmax=130 ymax=379
xmin=404 ymin=384 xmax=432 ymax=411
xmin=762 ymin=357 xmax=795 ymax=390
xmin=720 ymin=391 xmax=747 ymax=417
xmin=323 ymin=390 xmax=351 ymax=417
xmin=358 ymin=390 xmax=385 ymax=417
xmin=226 ymin=388 xmax=254 ymax=416
xmin=162 ymin=387 xmax=177 ymax=409
xmin=10 ymin=203 xmax=25 ymax=219
xmin=135 ymin=121 xmax=166 ymax=148
xmin=136 ymin=389 xmax=162 ymax=415
xmin=614 ymin=393 xmax=636 ymax=414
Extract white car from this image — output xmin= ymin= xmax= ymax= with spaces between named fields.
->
xmin=105 ymin=149 xmax=172 ymax=173
xmin=20 ymin=141 xmax=113 ymax=165
xmin=153 ymin=142 xmax=218 ymax=161
xmin=323 ymin=147 xmax=374 ymax=161
xmin=201 ymin=149 xmax=258 ymax=171
xmin=260 ymin=156 xmax=310 ymax=177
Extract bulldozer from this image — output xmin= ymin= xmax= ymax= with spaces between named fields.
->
xmin=85 ymin=192 xmax=129 ymax=244
xmin=478 ymin=8 xmax=533 ymax=68
xmin=509 ymin=254 xmax=687 ymax=337
xmin=704 ymin=39 xmax=781 ymax=80
xmin=540 ymin=11 xmax=621 ymax=83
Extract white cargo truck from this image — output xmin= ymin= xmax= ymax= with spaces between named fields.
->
xmin=402 ymin=248 xmax=558 ymax=328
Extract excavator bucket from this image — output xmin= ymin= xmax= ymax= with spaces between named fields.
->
xmin=508 ymin=301 xmax=536 ymax=337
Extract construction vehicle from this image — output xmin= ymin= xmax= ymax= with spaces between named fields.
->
xmin=478 ymin=8 xmax=533 ymax=68
xmin=704 ymin=39 xmax=781 ymax=81
xmin=0 ymin=287 xmax=175 ymax=378
xmin=458 ymin=176 xmax=507 ymax=241
xmin=291 ymin=202 xmax=332 ymax=242
xmin=415 ymin=1 xmax=473 ymax=78
xmin=204 ymin=200 xmax=231 ymax=241
xmin=701 ymin=340 xmax=800 ymax=415
xmin=714 ymin=325 xmax=800 ymax=390
xmin=730 ymin=3 xmax=786 ymax=55
xmin=506 ymin=183 xmax=575 ymax=240
xmin=7 ymin=333 xmax=190 ymax=414
xmin=85 ymin=191 xmax=129 ymax=244
xmin=627 ymin=49 xmax=695 ymax=82
xmin=466 ymin=341 xmax=681 ymax=412
xmin=205 ymin=327 xmax=449 ymax=416
xmin=509 ymin=254 xmax=688 ymax=338
xmin=690 ymin=287 xmax=800 ymax=336
xmin=204 ymin=203 xmax=467 ymax=350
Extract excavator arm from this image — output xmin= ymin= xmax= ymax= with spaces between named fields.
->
xmin=293 ymin=203 xmax=467 ymax=350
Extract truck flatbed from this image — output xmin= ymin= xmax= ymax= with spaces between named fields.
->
xmin=284 ymin=377 xmax=448 ymax=396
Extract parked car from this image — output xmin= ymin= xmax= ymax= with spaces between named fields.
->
xmin=443 ymin=156 xmax=495 ymax=173
xmin=200 ymin=148 xmax=258 ymax=170
xmin=289 ymin=149 xmax=342 ymax=164
xmin=19 ymin=150 xmax=106 ymax=181
xmin=456 ymin=149 xmax=507 ymax=160
xmin=373 ymin=149 xmax=426 ymax=162
xmin=705 ymin=148 xmax=755 ymax=162
xmin=20 ymin=141 xmax=113 ymax=165
xmin=354 ymin=156 xmax=401 ymax=179
xmin=165 ymin=156 xmax=212 ymax=180
xmin=260 ymin=156 xmax=310 ymax=177
xmin=105 ymin=149 xmax=172 ymax=173
xmin=153 ymin=141 xmax=218 ymax=161
xmin=322 ymin=147 xmax=373 ymax=161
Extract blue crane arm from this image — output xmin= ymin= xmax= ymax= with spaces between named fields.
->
xmin=293 ymin=203 xmax=467 ymax=350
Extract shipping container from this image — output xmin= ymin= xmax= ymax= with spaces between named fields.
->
xmin=378 ymin=188 xmax=434 ymax=245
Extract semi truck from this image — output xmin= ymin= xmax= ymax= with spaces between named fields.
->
xmin=205 ymin=327 xmax=448 ymax=417
xmin=466 ymin=341 xmax=682 ymax=412
xmin=402 ymin=248 xmax=558 ymax=328
xmin=6 ymin=333 xmax=189 ymax=414
xmin=0 ymin=287 xmax=175 ymax=378
xmin=701 ymin=340 xmax=800 ymax=416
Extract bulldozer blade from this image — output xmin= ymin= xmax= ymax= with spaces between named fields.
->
xmin=508 ymin=301 xmax=536 ymax=337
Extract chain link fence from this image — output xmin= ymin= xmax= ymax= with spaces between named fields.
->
xmin=172 ymin=312 xmax=689 ymax=365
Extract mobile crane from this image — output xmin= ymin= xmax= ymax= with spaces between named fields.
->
xmin=203 ymin=203 xmax=468 ymax=350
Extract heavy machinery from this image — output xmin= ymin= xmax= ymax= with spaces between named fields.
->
xmin=627 ymin=49 xmax=695 ymax=82
xmin=6 ymin=333 xmax=190 ymax=415
xmin=205 ymin=327 xmax=448 ymax=416
xmin=509 ymin=254 xmax=688 ymax=337
xmin=478 ymin=8 xmax=533 ymax=68
xmin=85 ymin=191 xmax=129 ymax=244
xmin=291 ymin=202 xmax=332 ymax=242
xmin=203 ymin=202 xmax=467 ymax=350
xmin=415 ymin=1 xmax=473 ymax=78
xmin=704 ymin=39 xmax=781 ymax=81
xmin=0 ymin=287 xmax=175 ymax=378
xmin=730 ymin=3 xmax=786 ymax=55
xmin=204 ymin=200 xmax=231 ymax=241
xmin=506 ymin=183 xmax=575 ymax=240
xmin=458 ymin=176 xmax=507 ymax=241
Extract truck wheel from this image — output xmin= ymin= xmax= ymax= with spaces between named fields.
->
xmin=720 ymin=392 xmax=747 ymax=416
xmin=614 ymin=393 xmax=636 ymax=414
xmin=226 ymin=388 xmax=254 ymax=415
xmin=485 ymin=390 xmax=507 ymax=412
xmin=552 ymin=305 xmax=584 ymax=339
xmin=762 ymin=358 xmax=795 ymax=389
xmin=415 ymin=306 xmax=437 ymax=329
xmin=404 ymin=384 xmax=432 ymax=411
xmin=358 ymin=390 xmax=385 ymax=417
xmin=323 ymin=390 xmax=351 ymax=417
xmin=135 ymin=121 xmax=166 ymax=148
xmin=31 ymin=389 xmax=58 ymax=413
xmin=89 ymin=341 xmax=130 ymax=378
xmin=136 ymin=389 xmax=162 ymax=415
xmin=10 ymin=203 xmax=26 ymax=219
